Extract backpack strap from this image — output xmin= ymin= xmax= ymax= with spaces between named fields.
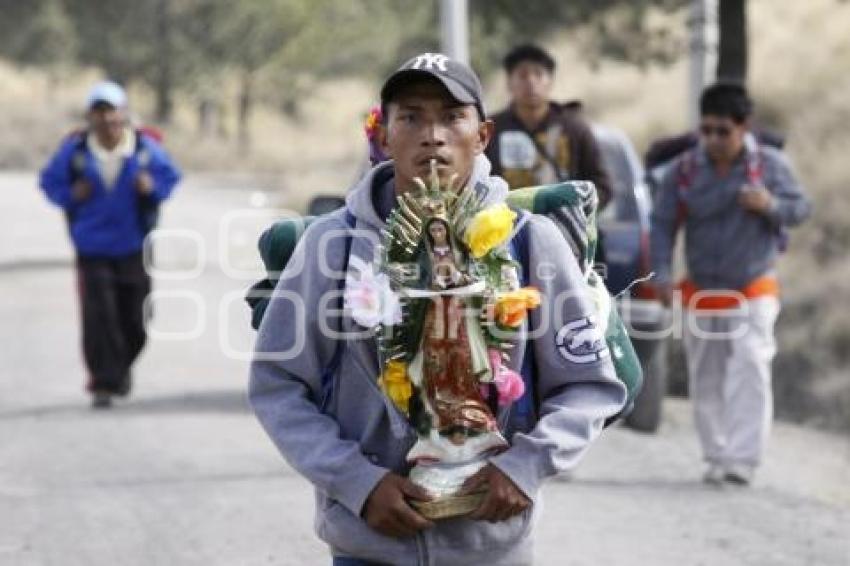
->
xmin=135 ymin=130 xmax=152 ymax=168
xmin=67 ymin=130 xmax=153 ymax=183
xmin=133 ymin=131 xmax=160 ymax=235
xmin=674 ymin=148 xmax=697 ymax=227
xmin=507 ymin=211 xmax=538 ymax=427
xmin=677 ymin=143 xmax=764 ymax=203
xmin=69 ymin=133 xmax=88 ymax=181
xmin=63 ymin=133 xmax=89 ymax=229
xmin=745 ymin=145 xmax=789 ymax=251
xmin=65 ymin=129 xmax=160 ymax=234
xmin=745 ymin=146 xmax=764 ymax=186
xmin=318 ymin=209 xmax=356 ymax=413
xmin=675 ymin=144 xmax=786 ymax=252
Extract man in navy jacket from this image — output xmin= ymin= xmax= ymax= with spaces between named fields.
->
xmin=40 ymin=81 xmax=181 ymax=408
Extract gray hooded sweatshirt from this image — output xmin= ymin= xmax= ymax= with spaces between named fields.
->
xmin=249 ymin=156 xmax=627 ymax=565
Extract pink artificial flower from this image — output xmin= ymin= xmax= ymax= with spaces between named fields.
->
xmin=494 ymin=367 xmax=525 ymax=407
xmin=486 ymin=348 xmax=525 ymax=406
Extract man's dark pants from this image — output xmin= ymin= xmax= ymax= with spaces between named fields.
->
xmin=76 ymin=252 xmax=150 ymax=395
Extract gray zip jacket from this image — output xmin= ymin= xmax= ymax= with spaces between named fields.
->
xmin=650 ymin=141 xmax=810 ymax=290
xmin=250 ymin=156 xmax=627 ymax=565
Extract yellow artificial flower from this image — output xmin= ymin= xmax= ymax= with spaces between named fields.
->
xmin=378 ymin=360 xmax=412 ymax=414
xmin=495 ymin=287 xmax=542 ymax=327
xmin=464 ymin=203 xmax=517 ymax=258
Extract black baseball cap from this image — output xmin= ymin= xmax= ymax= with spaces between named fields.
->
xmin=380 ymin=53 xmax=486 ymax=119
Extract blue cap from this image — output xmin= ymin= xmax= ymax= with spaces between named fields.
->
xmin=86 ymin=81 xmax=127 ymax=110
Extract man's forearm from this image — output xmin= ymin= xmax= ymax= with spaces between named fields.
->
xmin=249 ymin=363 xmax=389 ymax=515
xmin=489 ymin=380 xmax=626 ymax=498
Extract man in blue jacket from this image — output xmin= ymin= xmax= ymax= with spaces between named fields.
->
xmin=40 ymin=81 xmax=181 ymax=408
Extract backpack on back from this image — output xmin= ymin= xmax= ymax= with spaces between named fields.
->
xmin=504 ymin=182 xmax=642 ymax=423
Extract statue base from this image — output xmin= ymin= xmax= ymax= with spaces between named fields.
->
xmin=410 ymin=490 xmax=486 ymax=520
xmin=408 ymin=457 xmax=489 ymax=520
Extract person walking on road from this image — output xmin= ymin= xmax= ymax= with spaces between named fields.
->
xmin=650 ymin=83 xmax=810 ymax=486
xmin=250 ymin=53 xmax=626 ymax=565
xmin=484 ymin=44 xmax=612 ymax=208
xmin=39 ymin=81 xmax=181 ymax=408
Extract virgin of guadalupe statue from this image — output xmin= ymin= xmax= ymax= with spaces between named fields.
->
xmin=404 ymin=211 xmax=507 ymax=500
xmin=376 ymin=164 xmax=531 ymax=518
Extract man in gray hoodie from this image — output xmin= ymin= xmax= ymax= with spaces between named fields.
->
xmin=250 ymin=53 xmax=627 ymax=565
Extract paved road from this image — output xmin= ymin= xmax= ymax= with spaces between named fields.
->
xmin=1 ymin=172 xmax=848 ymax=565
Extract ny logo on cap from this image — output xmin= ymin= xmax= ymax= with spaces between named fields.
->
xmin=411 ymin=53 xmax=449 ymax=72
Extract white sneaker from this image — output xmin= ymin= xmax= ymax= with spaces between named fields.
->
xmin=724 ymin=464 xmax=754 ymax=486
xmin=703 ymin=464 xmax=725 ymax=485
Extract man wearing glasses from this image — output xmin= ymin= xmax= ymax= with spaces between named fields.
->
xmin=650 ymin=83 xmax=810 ymax=486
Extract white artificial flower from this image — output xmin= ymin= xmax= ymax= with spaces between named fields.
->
xmin=345 ymin=257 xmax=402 ymax=328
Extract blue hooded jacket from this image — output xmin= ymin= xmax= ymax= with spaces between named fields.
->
xmin=39 ymin=131 xmax=181 ymax=257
